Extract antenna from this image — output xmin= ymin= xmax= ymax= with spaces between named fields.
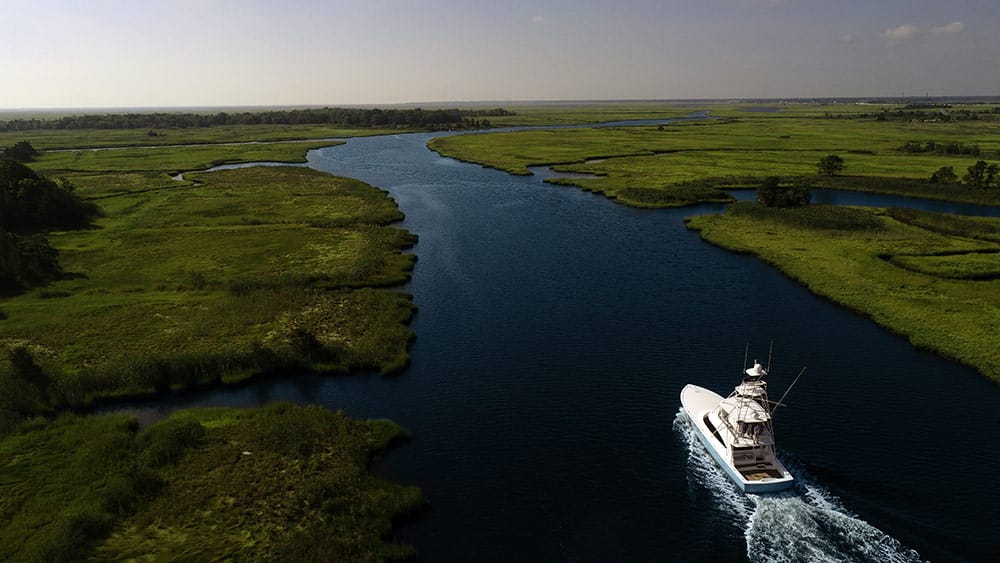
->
xmin=770 ymin=366 xmax=806 ymax=416
xmin=742 ymin=342 xmax=749 ymax=374
xmin=766 ymin=339 xmax=774 ymax=373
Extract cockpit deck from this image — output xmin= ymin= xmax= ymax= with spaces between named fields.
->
xmin=736 ymin=463 xmax=785 ymax=481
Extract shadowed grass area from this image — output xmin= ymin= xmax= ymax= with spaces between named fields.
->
xmin=687 ymin=203 xmax=1000 ymax=383
xmin=0 ymin=166 xmax=416 ymax=406
xmin=0 ymin=403 xmax=422 ymax=562
xmin=885 ymin=206 xmax=1000 ymax=242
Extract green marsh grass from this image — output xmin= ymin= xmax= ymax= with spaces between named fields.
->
xmin=428 ymin=109 xmax=1000 ymax=207
xmin=885 ymin=206 xmax=1000 ymax=242
xmin=0 ymin=403 xmax=421 ymax=562
xmin=0 ymin=126 xmax=424 ymax=561
xmin=888 ymin=251 xmax=1000 ymax=280
xmin=31 ymin=140 xmax=343 ymax=178
xmin=0 ymin=166 xmax=417 ymax=406
xmin=0 ymin=125 xmax=399 ymax=151
xmin=482 ymin=103 xmax=694 ymax=127
xmin=687 ymin=203 xmax=1000 ymax=382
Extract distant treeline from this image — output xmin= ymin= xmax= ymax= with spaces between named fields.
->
xmin=901 ymin=103 xmax=953 ymax=110
xmin=825 ymin=107 xmax=1000 ymax=121
xmin=0 ymin=107 xmax=515 ymax=132
xmin=899 ymin=140 xmax=982 ymax=156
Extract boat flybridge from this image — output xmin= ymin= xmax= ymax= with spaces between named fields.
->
xmin=680 ymin=356 xmax=799 ymax=493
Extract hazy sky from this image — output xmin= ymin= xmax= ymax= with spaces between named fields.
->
xmin=3 ymin=0 xmax=999 ymax=108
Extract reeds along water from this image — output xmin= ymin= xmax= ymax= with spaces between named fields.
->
xmin=673 ymin=410 xmax=925 ymax=563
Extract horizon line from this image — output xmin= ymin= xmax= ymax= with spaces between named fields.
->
xmin=2 ymin=95 xmax=999 ymax=114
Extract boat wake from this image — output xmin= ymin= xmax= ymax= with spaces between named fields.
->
xmin=674 ymin=410 xmax=924 ymax=563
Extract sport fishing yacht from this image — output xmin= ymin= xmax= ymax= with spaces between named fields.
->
xmin=680 ymin=359 xmax=796 ymax=493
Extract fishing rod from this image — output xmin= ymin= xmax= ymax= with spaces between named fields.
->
xmin=769 ymin=366 xmax=806 ymax=416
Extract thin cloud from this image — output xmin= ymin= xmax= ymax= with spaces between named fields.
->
xmin=841 ymin=33 xmax=854 ymax=44
xmin=530 ymin=15 xmax=545 ymax=25
xmin=932 ymin=21 xmax=965 ymax=34
xmin=883 ymin=24 xmax=919 ymax=41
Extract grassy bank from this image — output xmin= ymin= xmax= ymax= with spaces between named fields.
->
xmin=0 ymin=403 xmax=422 ymax=562
xmin=0 ymin=165 xmax=416 ymax=407
xmin=0 ymin=124 xmax=403 ymax=151
xmin=428 ymin=104 xmax=1000 ymax=207
xmin=686 ymin=203 xmax=1000 ymax=383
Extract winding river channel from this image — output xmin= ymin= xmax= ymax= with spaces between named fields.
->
xmin=113 ymin=125 xmax=999 ymax=562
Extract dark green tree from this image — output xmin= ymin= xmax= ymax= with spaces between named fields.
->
xmin=930 ymin=166 xmax=958 ymax=184
xmin=0 ymin=231 xmax=62 ymax=293
xmin=4 ymin=140 xmax=40 ymax=162
xmin=817 ymin=154 xmax=845 ymax=176
xmin=757 ymin=176 xmax=811 ymax=207
xmin=1 ymin=159 xmax=98 ymax=232
xmin=963 ymin=160 xmax=999 ymax=189
xmin=0 ymin=158 xmax=98 ymax=293
xmin=0 ymin=347 xmax=53 ymax=413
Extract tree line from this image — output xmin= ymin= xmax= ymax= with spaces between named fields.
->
xmin=0 ymin=107 xmax=515 ymax=132
xmin=1 ymin=142 xmax=99 ymax=294
xmin=899 ymin=140 xmax=982 ymax=157
xmin=757 ymin=153 xmax=1000 ymax=209
xmin=824 ymin=107 xmax=999 ymax=121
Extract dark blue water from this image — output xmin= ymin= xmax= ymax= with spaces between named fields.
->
xmin=116 ymin=131 xmax=1000 ymax=562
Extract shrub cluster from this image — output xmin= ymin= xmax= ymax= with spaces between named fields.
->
xmin=899 ymin=140 xmax=982 ymax=156
xmin=0 ymin=140 xmax=40 ymax=162
xmin=930 ymin=166 xmax=959 ymax=184
xmin=0 ymin=151 xmax=100 ymax=294
xmin=962 ymin=160 xmax=999 ymax=189
xmin=617 ymin=181 xmax=727 ymax=206
xmin=0 ymin=413 xmax=201 ymax=561
xmin=757 ymin=176 xmax=812 ymax=207
xmin=875 ymin=108 xmax=986 ymax=122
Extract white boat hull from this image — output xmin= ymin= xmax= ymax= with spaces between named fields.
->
xmin=680 ymin=384 xmax=794 ymax=493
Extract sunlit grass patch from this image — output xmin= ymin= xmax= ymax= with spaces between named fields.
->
xmin=0 ymin=166 xmax=416 ymax=405
xmin=31 ymin=140 xmax=342 ymax=177
xmin=687 ymin=204 xmax=1000 ymax=382
xmin=429 ymin=110 xmax=1000 ymax=207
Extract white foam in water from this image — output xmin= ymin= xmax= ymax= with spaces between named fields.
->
xmin=674 ymin=410 xmax=753 ymax=522
xmin=674 ymin=410 xmax=925 ymax=563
